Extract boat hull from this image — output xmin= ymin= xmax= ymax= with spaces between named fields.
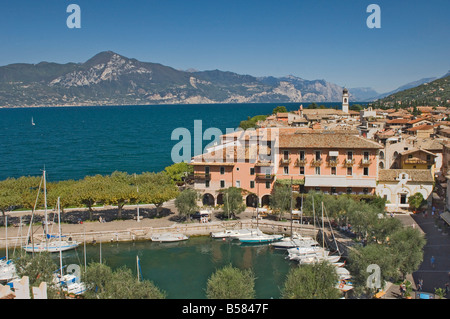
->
xmin=22 ymin=241 xmax=79 ymax=253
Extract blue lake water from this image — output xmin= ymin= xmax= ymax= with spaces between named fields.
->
xmin=0 ymin=102 xmax=358 ymax=181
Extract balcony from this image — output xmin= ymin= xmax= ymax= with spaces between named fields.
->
xmin=327 ymin=158 xmax=339 ymax=167
xmin=403 ymin=158 xmax=434 ymax=165
xmin=255 ymin=173 xmax=275 ymax=180
xmin=295 ymin=158 xmax=307 ymax=167
xmin=255 ymin=160 xmax=273 ymax=167
xmin=193 ymin=173 xmax=211 ymax=181
xmin=343 ymin=159 xmax=355 ymax=167
xmin=310 ymin=159 xmax=323 ymax=167
xmin=279 ymin=158 xmax=291 ymax=166
xmin=360 ymin=159 xmax=372 ymax=166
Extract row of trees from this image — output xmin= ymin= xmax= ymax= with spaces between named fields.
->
xmin=0 ymin=162 xmax=194 ymax=222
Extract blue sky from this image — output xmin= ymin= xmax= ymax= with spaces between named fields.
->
xmin=0 ymin=0 xmax=449 ymax=93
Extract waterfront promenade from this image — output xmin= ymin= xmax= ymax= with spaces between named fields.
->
xmin=0 ymin=200 xmax=319 ymax=250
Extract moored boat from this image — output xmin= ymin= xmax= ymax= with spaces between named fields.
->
xmin=238 ymin=233 xmax=283 ymax=244
xmin=150 ymin=232 xmax=189 ymax=242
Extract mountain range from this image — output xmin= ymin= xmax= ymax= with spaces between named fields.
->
xmin=0 ymin=51 xmax=356 ymax=107
xmin=0 ymin=51 xmax=447 ymax=107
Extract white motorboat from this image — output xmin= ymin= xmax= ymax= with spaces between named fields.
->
xmin=287 ymin=245 xmax=324 ymax=256
xmin=0 ymin=259 xmax=18 ymax=282
xmin=151 ymin=232 xmax=189 ymax=242
xmin=53 ymin=273 xmax=87 ymax=295
xmin=229 ymin=228 xmax=264 ymax=240
xmin=238 ymin=233 xmax=283 ymax=244
xmin=287 ymin=249 xmax=330 ymax=261
xmin=336 ymin=279 xmax=354 ymax=292
xmin=211 ymin=228 xmax=256 ymax=239
xmin=295 ymin=254 xmax=341 ymax=264
xmin=271 ymin=236 xmax=318 ymax=249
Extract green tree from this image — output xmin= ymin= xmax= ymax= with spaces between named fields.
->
xmin=75 ymin=174 xmax=107 ymax=220
xmin=270 ymin=184 xmax=291 ymax=220
xmin=347 ymin=244 xmax=397 ymax=296
xmin=281 ymin=262 xmax=341 ymax=299
xmin=389 ymin=227 xmax=426 ymax=280
xmin=14 ymin=252 xmax=64 ymax=299
xmin=272 ymin=106 xmax=287 ymax=114
xmin=164 ymin=162 xmax=193 ymax=184
xmin=0 ymin=178 xmax=21 ymax=223
xmin=175 ymin=188 xmax=199 ymax=221
xmin=408 ymin=192 xmax=424 ymax=213
xmin=222 ymin=187 xmax=246 ymax=219
xmin=82 ymin=262 xmax=166 ymax=299
xmin=137 ymin=172 xmax=179 ymax=217
xmin=103 ymin=171 xmax=138 ymax=220
xmin=206 ymin=264 xmax=255 ymax=299
xmin=47 ymin=179 xmax=80 ymax=214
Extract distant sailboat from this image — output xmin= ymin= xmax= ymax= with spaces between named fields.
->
xmin=31 ymin=117 xmax=35 ymax=126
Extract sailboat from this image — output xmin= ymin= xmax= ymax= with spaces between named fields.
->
xmin=31 ymin=117 xmax=35 ymax=126
xmin=0 ymin=216 xmax=19 ymax=283
xmin=23 ymin=169 xmax=79 ymax=253
xmin=52 ymin=197 xmax=86 ymax=296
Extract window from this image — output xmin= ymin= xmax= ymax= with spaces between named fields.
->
xmin=364 ymin=152 xmax=369 ymax=161
xmin=236 ymin=180 xmax=240 ymax=188
xmin=220 ymin=166 xmax=225 ymax=175
xmin=284 ymin=166 xmax=289 ymax=175
xmin=283 ymin=150 xmax=289 ymax=160
xmin=363 ymin=167 xmax=369 ymax=176
xmin=400 ymin=194 xmax=407 ymax=205
xmin=220 ymin=180 xmax=225 ymax=188
xmin=331 ymin=187 xmax=336 ymax=194
xmin=250 ymin=167 xmax=255 ymax=175
xmin=236 ymin=167 xmax=240 ymax=171
xmin=205 ymin=180 xmax=210 ymax=188
xmin=265 ymin=181 xmax=271 ymax=189
xmin=299 ymin=166 xmax=305 ymax=175
xmin=299 ymin=151 xmax=305 ymax=160
xmin=315 ymin=151 xmax=321 ymax=161
xmin=363 ymin=188 xmax=368 ymax=194
xmin=408 ymin=155 xmax=413 ymax=159
xmin=347 ymin=151 xmax=353 ymax=160
xmin=331 ymin=167 xmax=336 ymax=175
xmin=347 ymin=167 xmax=352 ymax=176
xmin=315 ymin=187 xmax=321 ymax=192
xmin=346 ymin=187 xmax=352 ymax=194
xmin=205 ymin=166 xmax=210 ymax=175
xmin=250 ymin=181 xmax=255 ymax=189
xmin=315 ymin=167 xmax=321 ymax=175
xmin=426 ymin=155 xmax=431 ymax=160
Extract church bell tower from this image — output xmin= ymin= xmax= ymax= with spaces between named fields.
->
xmin=342 ymin=88 xmax=349 ymax=113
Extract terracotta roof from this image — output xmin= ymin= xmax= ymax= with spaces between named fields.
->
xmin=378 ymin=169 xmax=434 ymax=183
xmin=407 ymin=118 xmax=432 ymax=125
xmin=387 ymin=119 xmax=409 ymax=124
xmin=407 ymin=124 xmax=434 ymax=131
xmin=278 ymin=131 xmax=383 ymax=149
xmin=400 ymin=148 xmax=437 ymax=157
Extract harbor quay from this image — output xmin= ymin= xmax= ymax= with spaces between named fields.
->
xmin=0 ymin=205 xmax=329 ymax=251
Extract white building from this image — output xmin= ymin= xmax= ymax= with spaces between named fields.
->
xmin=376 ymin=169 xmax=434 ymax=212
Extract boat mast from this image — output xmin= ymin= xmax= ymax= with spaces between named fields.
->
xmin=57 ymin=197 xmax=63 ymax=278
xmin=290 ymin=177 xmax=293 ymax=238
xmin=5 ymin=216 xmax=8 ymax=261
xmin=43 ymin=168 xmax=49 ymax=250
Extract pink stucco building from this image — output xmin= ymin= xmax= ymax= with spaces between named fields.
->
xmin=190 ymin=127 xmax=383 ymax=207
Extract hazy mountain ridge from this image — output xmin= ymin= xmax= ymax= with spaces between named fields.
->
xmin=0 ymin=51 xmax=353 ymax=107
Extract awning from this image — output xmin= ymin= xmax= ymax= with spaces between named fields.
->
xmin=441 ymin=212 xmax=450 ymax=226
xmin=329 ymin=151 xmax=339 ymax=157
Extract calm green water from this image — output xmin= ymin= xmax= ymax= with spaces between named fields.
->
xmin=22 ymin=236 xmax=293 ymax=299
